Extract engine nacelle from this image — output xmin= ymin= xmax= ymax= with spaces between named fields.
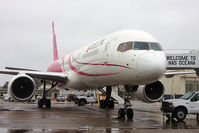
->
xmin=135 ymin=80 xmax=164 ymax=103
xmin=8 ymin=74 xmax=36 ymax=101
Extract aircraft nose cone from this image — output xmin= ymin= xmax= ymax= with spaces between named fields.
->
xmin=137 ymin=52 xmax=166 ymax=83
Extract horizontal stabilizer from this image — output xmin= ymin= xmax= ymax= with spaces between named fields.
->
xmin=5 ymin=67 xmax=39 ymax=71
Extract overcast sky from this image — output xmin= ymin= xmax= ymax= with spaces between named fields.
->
xmin=0 ymin=0 xmax=199 ymax=85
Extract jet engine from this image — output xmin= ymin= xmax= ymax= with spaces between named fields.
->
xmin=8 ymin=74 xmax=36 ymax=101
xmin=135 ymin=80 xmax=164 ymax=103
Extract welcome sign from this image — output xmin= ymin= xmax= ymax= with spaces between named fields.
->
xmin=166 ymin=53 xmax=199 ymax=69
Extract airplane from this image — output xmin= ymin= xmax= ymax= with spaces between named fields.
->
xmin=0 ymin=22 xmax=193 ymax=120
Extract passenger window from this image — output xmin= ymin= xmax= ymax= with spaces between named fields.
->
xmin=117 ymin=43 xmax=125 ymax=52
xmin=133 ymin=42 xmax=149 ymax=50
xmin=150 ymin=42 xmax=162 ymax=51
xmin=124 ymin=42 xmax=133 ymax=51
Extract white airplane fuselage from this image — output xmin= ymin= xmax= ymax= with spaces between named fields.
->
xmin=47 ymin=30 xmax=167 ymax=90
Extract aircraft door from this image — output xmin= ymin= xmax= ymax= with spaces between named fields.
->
xmin=104 ymin=39 xmax=114 ymax=64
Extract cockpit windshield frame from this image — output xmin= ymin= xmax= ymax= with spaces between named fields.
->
xmin=117 ymin=41 xmax=162 ymax=52
xmin=149 ymin=42 xmax=163 ymax=51
xmin=133 ymin=42 xmax=149 ymax=50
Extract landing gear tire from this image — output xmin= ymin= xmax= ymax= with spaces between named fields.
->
xmin=117 ymin=85 xmax=136 ymax=120
xmin=109 ymin=100 xmax=114 ymax=109
xmin=45 ymin=99 xmax=51 ymax=108
xmin=100 ymin=100 xmax=105 ymax=109
xmin=38 ymin=99 xmax=51 ymax=108
xmin=98 ymin=86 xmax=115 ymax=109
xmin=38 ymin=99 xmax=44 ymax=108
xmin=38 ymin=80 xmax=58 ymax=109
xmin=118 ymin=108 xmax=125 ymax=118
xmin=127 ymin=108 xmax=134 ymax=120
xmin=118 ymin=108 xmax=134 ymax=119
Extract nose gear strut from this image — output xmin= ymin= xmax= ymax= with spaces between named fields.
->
xmin=118 ymin=85 xmax=136 ymax=120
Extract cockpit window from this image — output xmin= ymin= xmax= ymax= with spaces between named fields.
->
xmin=149 ymin=42 xmax=162 ymax=51
xmin=117 ymin=41 xmax=162 ymax=52
xmin=117 ymin=43 xmax=125 ymax=52
xmin=124 ymin=42 xmax=133 ymax=52
xmin=133 ymin=42 xmax=149 ymax=50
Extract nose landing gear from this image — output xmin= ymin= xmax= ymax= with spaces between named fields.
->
xmin=118 ymin=85 xmax=136 ymax=120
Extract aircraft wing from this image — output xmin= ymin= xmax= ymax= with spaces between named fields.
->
xmin=164 ymin=71 xmax=196 ymax=78
xmin=0 ymin=70 xmax=68 ymax=83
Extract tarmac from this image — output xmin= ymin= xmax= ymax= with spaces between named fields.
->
xmin=0 ymin=100 xmax=199 ymax=133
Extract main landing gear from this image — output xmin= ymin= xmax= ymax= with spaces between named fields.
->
xmin=38 ymin=80 xmax=58 ymax=109
xmin=99 ymin=86 xmax=115 ymax=109
xmin=118 ymin=85 xmax=135 ymax=120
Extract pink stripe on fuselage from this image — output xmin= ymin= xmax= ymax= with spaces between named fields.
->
xmin=48 ymin=55 xmax=132 ymax=76
xmin=73 ymin=58 xmax=133 ymax=70
xmin=68 ymin=55 xmax=118 ymax=76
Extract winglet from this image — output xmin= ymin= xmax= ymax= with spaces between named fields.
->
xmin=52 ymin=21 xmax=59 ymax=61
